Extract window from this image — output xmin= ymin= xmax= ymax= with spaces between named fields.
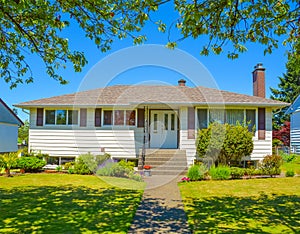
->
xmin=45 ymin=109 xmax=79 ymax=125
xmin=226 ymin=109 xmax=244 ymax=125
xmin=103 ymin=110 xmax=136 ymax=126
xmin=164 ymin=114 xmax=168 ymax=130
xmin=198 ymin=108 xmax=256 ymax=132
xmin=154 ymin=113 xmax=158 ymax=131
xmin=126 ymin=110 xmax=136 ymax=126
xmin=209 ymin=109 xmax=225 ymax=124
xmin=114 ymin=110 xmax=124 ymax=125
xmin=197 ymin=109 xmax=207 ymax=129
xmin=45 ymin=110 xmax=55 ymax=125
xmin=104 ymin=110 xmax=112 ymax=125
xmin=171 ymin=114 xmax=175 ymax=130
xmin=246 ymin=109 xmax=256 ymax=132
xmin=68 ymin=110 xmax=78 ymax=125
xmin=56 ymin=110 xmax=67 ymax=125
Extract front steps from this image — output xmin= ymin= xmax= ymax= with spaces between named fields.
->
xmin=138 ymin=149 xmax=188 ymax=176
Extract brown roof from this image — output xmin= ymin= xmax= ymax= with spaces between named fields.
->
xmin=15 ymin=85 xmax=289 ymax=108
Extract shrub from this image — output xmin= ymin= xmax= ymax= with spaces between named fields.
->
xmin=261 ymin=155 xmax=282 ymax=177
xmin=187 ymin=164 xmax=207 ymax=181
xmin=74 ymin=153 xmax=111 ymax=175
xmin=68 ymin=168 xmax=74 ymax=174
xmin=196 ymin=122 xmax=254 ymax=165
xmin=97 ymin=160 xmax=132 ymax=178
xmin=56 ymin=166 xmax=62 ymax=172
xmin=0 ymin=152 xmax=19 ymax=176
xmin=230 ymin=167 xmax=245 ymax=179
xmin=63 ymin=161 xmax=75 ymax=170
xmin=285 ymin=170 xmax=295 ymax=177
xmin=209 ymin=165 xmax=231 ymax=180
xmin=128 ymin=171 xmax=143 ymax=182
xmin=187 ymin=165 xmax=201 ymax=181
xmin=17 ymin=156 xmax=46 ymax=172
xmin=118 ymin=160 xmax=135 ymax=171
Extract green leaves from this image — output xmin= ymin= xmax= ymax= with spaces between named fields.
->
xmin=196 ymin=122 xmax=254 ymax=165
xmin=0 ymin=0 xmax=299 ymax=88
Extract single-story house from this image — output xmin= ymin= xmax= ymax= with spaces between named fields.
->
xmin=285 ymin=94 xmax=300 ymax=154
xmin=15 ymin=64 xmax=288 ymax=165
xmin=0 ymin=98 xmax=24 ymax=153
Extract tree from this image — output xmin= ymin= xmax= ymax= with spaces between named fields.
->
xmin=272 ymin=121 xmax=290 ymax=146
xmin=270 ymin=41 xmax=300 ymax=131
xmin=1 ymin=0 xmax=299 ymax=88
xmin=196 ymin=122 xmax=254 ymax=165
xmin=18 ymin=119 xmax=29 ymax=144
xmin=0 ymin=152 xmax=18 ymax=177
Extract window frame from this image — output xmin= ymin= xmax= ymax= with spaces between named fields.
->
xmin=196 ymin=107 xmax=257 ymax=132
xmin=44 ymin=109 xmax=79 ymax=126
xmin=102 ymin=109 xmax=137 ymax=127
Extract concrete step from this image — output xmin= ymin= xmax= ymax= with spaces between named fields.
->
xmin=139 ymin=160 xmax=187 ymax=166
xmin=149 ymin=168 xmax=188 ymax=176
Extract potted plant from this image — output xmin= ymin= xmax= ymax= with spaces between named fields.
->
xmin=143 ymin=165 xmax=151 ymax=176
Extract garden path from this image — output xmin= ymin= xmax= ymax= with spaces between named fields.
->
xmin=128 ymin=175 xmax=191 ymax=233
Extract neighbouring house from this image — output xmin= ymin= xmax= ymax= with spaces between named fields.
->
xmin=285 ymin=94 xmax=300 ymax=154
xmin=0 ymin=98 xmax=24 ymax=153
xmin=15 ymin=64 xmax=288 ymax=166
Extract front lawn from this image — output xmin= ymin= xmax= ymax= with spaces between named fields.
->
xmin=281 ymin=156 xmax=300 ymax=174
xmin=179 ymin=177 xmax=300 ymax=233
xmin=0 ymin=174 xmax=144 ymax=233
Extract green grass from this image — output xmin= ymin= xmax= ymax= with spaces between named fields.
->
xmin=179 ymin=177 xmax=300 ymax=233
xmin=0 ymin=174 xmax=144 ymax=233
xmin=281 ymin=156 xmax=300 ymax=174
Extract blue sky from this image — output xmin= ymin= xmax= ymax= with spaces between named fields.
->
xmin=0 ymin=4 xmax=288 ymax=121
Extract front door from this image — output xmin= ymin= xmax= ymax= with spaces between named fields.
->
xmin=150 ymin=110 xmax=178 ymax=148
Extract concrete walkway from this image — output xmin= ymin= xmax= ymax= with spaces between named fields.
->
xmin=128 ymin=175 xmax=191 ymax=234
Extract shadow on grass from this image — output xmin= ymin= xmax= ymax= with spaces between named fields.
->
xmin=129 ymin=196 xmax=191 ymax=233
xmin=0 ymin=185 xmax=143 ymax=233
xmin=183 ymin=193 xmax=300 ymax=233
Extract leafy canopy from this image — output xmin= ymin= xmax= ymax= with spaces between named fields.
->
xmin=1 ymin=0 xmax=299 ymax=88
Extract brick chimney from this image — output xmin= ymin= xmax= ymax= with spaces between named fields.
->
xmin=252 ymin=63 xmax=265 ymax=98
xmin=178 ymin=79 xmax=186 ymax=87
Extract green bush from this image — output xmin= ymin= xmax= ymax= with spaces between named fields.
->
xmin=17 ymin=156 xmax=46 ymax=172
xmin=73 ymin=153 xmax=111 ymax=175
xmin=63 ymin=161 xmax=75 ymax=170
xmin=128 ymin=171 xmax=143 ymax=182
xmin=285 ymin=170 xmax=295 ymax=177
xmin=261 ymin=155 xmax=282 ymax=177
xmin=230 ymin=167 xmax=245 ymax=179
xmin=196 ymin=122 xmax=254 ymax=165
xmin=187 ymin=165 xmax=200 ymax=181
xmin=96 ymin=160 xmax=143 ymax=181
xmin=96 ymin=160 xmax=131 ymax=177
xmin=209 ymin=165 xmax=231 ymax=180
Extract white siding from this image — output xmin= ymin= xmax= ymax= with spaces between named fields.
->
xmin=179 ymin=107 xmax=196 ymax=166
xmin=29 ymin=128 xmax=144 ymax=158
xmin=0 ymin=123 xmax=19 ymax=152
xmin=291 ymin=111 xmax=300 ymax=154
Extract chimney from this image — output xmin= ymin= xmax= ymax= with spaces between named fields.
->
xmin=178 ymin=79 xmax=186 ymax=87
xmin=252 ymin=63 xmax=265 ymax=98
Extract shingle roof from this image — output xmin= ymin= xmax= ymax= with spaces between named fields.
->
xmin=15 ymin=85 xmax=289 ymax=108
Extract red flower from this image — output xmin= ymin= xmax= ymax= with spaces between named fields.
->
xmin=143 ymin=165 xmax=151 ymax=170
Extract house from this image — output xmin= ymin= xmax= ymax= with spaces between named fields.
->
xmin=0 ymin=98 xmax=24 ymax=153
xmin=285 ymin=94 xmax=300 ymax=154
xmin=15 ymin=64 xmax=288 ymax=165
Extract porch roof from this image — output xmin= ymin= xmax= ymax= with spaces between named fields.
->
xmin=15 ymin=85 xmax=289 ymax=109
